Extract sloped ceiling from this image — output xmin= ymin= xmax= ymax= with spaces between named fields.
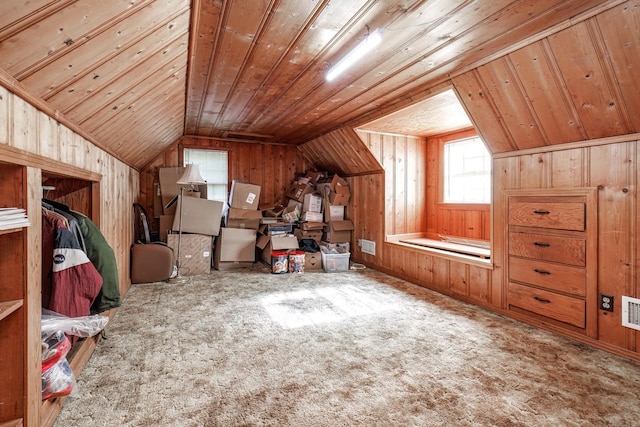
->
xmin=0 ymin=0 xmax=623 ymax=170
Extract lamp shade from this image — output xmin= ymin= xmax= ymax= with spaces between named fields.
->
xmin=177 ymin=164 xmax=206 ymax=185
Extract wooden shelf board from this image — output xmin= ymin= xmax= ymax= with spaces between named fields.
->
xmin=0 ymin=299 xmax=23 ymax=321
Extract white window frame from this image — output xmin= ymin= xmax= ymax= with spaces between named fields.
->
xmin=443 ymin=136 xmax=491 ymax=204
xmin=183 ymin=148 xmax=229 ymax=203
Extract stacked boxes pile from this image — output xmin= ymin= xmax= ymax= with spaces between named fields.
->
xmin=155 ymin=167 xmax=356 ymax=275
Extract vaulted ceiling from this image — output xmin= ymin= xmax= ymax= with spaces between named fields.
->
xmin=0 ymin=0 xmax=619 ymax=170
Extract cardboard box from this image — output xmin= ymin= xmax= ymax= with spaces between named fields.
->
xmin=287 ymin=182 xmax=313 ymax=202
xmin=303 ymin=193 xmax=322 ymax=213
xmin=282 ymin=204 xmax=300 ymax=223
xmin=329 ymin=185 xmax=350 ymax=205
xmin=261 ymin=203 xmax=285 ymax=217
xmin=213 ymin=227 xmax=256 ymax=269
xmin=172 ymin=196 xmax=224 ymax=236
xmin=259 ymin=223 xmax=293 ymax=236
xmin=256 ymin=234 xmax=299 ymax=264
xmin=304 ymin=252 xmax=322 ymax=270
xmin=302 ymin=211 xmax=323 ymax=222
xmin=323 ymin=220 xmax=354 ymax=243
xmin=226 ymin=208 xmax=262 ymax=230
xmin=167 ymin=233 xmax=212 ymax=275
xmin=159 ymin=214 xmax=174 ymax=242
xmin=324 ymin=204 xmax=345 ymax=222
xmin=229 ymin=181 xmax=261 ymax=210
xmin=159 ymin=167 xmax=207 ymax=215
xmin=328 ymin=174 xmax=350 ymax=206
xmin=300 ymin=221 xmax=325 ymax=231
xmin=294 ymin=228 xmax=323 ymax=242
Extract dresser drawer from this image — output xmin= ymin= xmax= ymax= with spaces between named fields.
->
xmin=508 ymin=282 xmax=585 ymax=328
xmin=509 ymin=231 xmax=585 ymax=266
xmin=509 ymin=201 xmax=584 ymax=231
xmin=509 ymin=256 xmax=586 ymax=297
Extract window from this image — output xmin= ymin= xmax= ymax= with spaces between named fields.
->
xmin=443 ymin=136 xmax=491 ymax=203
xmin=183 ymin=149 xmax=228 ymax=202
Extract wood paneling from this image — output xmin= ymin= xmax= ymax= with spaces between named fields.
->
xmin=139 ymin=136 xmax=316 ymax=221
xmin=0 ymin=1 xmax=633 ymax=173
xmin=454 ymin=3 xmax=640 ymax=155
xmin=0 ymin=83 xmax=138 ymax=309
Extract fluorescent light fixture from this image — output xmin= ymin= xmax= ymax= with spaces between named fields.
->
xmin=326 ymin=28 xmax=382 ymax=82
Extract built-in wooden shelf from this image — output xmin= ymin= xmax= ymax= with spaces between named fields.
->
xmin=0 ymin=299 xmax=23 ymax=322
xmin=0 ymin=227 xmax=22 ymax=235
xmin=0 ymin=418 xmax=24 ymax=427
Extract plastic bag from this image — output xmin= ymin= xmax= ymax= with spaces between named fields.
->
xmin=41 ymin=330 xmax=72 ymax=372
xmin=41 ymin=309 xmax=108 ymax=339
xmin=42 ymin=358 xmax=78 ymax=400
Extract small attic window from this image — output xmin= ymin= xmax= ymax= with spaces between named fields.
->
xmin=443 ymin=136 xmax=491 ymax=204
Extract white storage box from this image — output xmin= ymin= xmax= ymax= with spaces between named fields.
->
xmin=321 ymin=248 xmax=350 ymax=272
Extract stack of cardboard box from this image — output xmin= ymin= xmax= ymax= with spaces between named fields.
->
xmin=158 ymin=167 xmax=225 ymax=276
xmin=214 ymin=181 xmax=262 ymax=270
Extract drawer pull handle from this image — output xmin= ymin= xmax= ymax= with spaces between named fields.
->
xmin=534 ymin=269 xmax=551 ymax=275
xmin=533 ymin=242 xmax=550 ymax=247
xmin=534 ymin=296 xmax=552 ymax=304
xmin=533 ymin=210 xmax=551 ymax=215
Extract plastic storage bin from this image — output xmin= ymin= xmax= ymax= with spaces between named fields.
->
xmin=320 ymin=247 xmax=350 ymax=272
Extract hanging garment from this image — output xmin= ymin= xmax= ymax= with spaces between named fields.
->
xmin=43 ymin=199 xmax=87 ymax=254
xmin=69 ymin=211 xmax=121 ymax=313
xmin=42 ymin=210 xmax=103 ymax=331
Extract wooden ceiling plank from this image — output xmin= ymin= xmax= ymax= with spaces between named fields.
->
xmin=595 ymin=2 xmax=640 ymax=132
xmin=0 ymin=0 xmax=161 ymax=77
xmin=548 ymin=20 xmax=630 ymax=139
xmin=64 ymin=36 xmax=188 ymax=124
xmin=508 ymin=40 xmax=587 ymax=145
xmin=212 ymin=0 xmax=328 ymax=132
xmin=184 ymin=0 xmax=220 ymax=134
xmin=85 ymin=65 xmax=187 ymax=136
xmin=0 ymin=0 xmax=74 ymax=42
xmin=268 ymin=0 xmax=607 ymax=144
xmin=196 ymin=0 xmax=275 ymax=135
xmin=22 ymin=5 xmax=190 ymax=100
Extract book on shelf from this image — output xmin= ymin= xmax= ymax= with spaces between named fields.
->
xmin=0 ymin=208 xmax=30 ymax=230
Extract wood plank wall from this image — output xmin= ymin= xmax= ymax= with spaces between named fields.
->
xmin=493 ymin=139 xmax=640 ymax=354
xmin=326 ymin=130 xmax=499 ymax=310
xmin=0 ymin=84 xmax=139 ymax=299
xmin=139 ymin=136 xmax=316 ymax=219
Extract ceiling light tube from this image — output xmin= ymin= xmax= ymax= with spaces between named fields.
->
xmin=326 ymin=29 xmax=382 ymax=82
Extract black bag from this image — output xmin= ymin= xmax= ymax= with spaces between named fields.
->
xmin=298 ymin=238 xmax=320 ymax=253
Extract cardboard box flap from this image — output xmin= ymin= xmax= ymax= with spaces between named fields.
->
xmin=256 ymin=233 xmax=271 ymax=250
xmin=329 ymin=220 xmax=355 ymax=232
xmin=270 ymin=235 xmax=299 ymax=250
xmin=330 ymin=174 xmax=349 ymax=191
xmin=227 ymin=208 xmax=263 ymax=220
xmin=172 ymin=196 xmax=224 ymax=236
xmin=301 ymin=221 xmax=325 ymax=230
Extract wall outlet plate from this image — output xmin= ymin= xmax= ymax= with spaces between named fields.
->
xmin=599 ymin=294 xmax=614 ymax=312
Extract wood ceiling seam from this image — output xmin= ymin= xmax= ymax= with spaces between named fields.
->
xmin=57 ymin=25 xmax=189 ymax=115
xmin=86 ymin=65 xmax=187 ymax=136
xmin=585 ymin=17 xmax=634 ymax=135
xmin=73 ymin=47 xmax=188 ymax=129
xmin=266 ymin=0 xmax=553 ymax=142
xmin=12 ymin=0 xmax=162 ymax=81
xmin=0 ymin=0 xmax=76 ymax=43
xmin=38 ymin=8 xmax=191 ymax=103
xmin=228 ymin=0 xmax=333 ymax=132
xmin=239 ymin=0 xmax=383 ymax=133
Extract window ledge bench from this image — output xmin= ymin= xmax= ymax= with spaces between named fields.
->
xmin=385 ymin=233 xmax=492 ymax=269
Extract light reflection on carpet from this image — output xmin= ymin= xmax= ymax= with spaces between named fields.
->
xmin=261 ymin=284 xmax=399 ymax=329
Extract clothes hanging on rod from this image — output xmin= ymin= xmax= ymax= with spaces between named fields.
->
xmin=42 ymin=205 xmax=103 ymax=344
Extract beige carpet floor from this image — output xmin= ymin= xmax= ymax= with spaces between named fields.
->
xmin=53 ymin=265 xmax=640 ymax=426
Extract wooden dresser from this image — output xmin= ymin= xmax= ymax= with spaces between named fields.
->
xmin=505 ymin=188 xmax=598 ymax=338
